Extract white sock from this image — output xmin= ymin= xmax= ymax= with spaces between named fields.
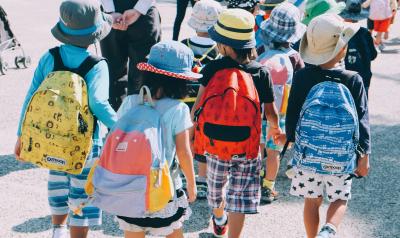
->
xmin=214 ymin=213 xmax=227 ymax=226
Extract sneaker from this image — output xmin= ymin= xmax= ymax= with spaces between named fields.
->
xmin=52 ymin=226 xmax=68 ymax=238
xmin=316 ymin=225 xmax=336 ymax=238
xmin=261 ymin=186 xmax=278 ymax=204
xmin=212 ymin=216 xmax=228 ymax=237
xmin=378 ymin=43 xmax=386 ymax=52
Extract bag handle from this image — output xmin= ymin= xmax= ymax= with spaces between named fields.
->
xmin=138 ymin=85 xmax=154 ymax=106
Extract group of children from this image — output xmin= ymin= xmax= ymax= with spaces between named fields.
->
xmin=13 ymin=0 xmax=377 ymax=237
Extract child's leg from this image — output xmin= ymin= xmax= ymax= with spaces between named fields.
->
xmin=326 ymin=199 xmax=348 ymax=229
xmin=206 ymin=155 xmax=229 ymax=218
xmin=375 ymin=32 xmax=383 ymax=45
xmin=265 ymin=149 xmax=280 ymax=185
xmin=304 ymin=197 xmax=323 ymax=238
xmin=228 ymin=212 xmax=245 ymax=238
xmin=166 ymin=228 xmax=184 ymax=238
xmin=69 ymin=227 xmax=89 ymax=238
xmin=48 ymin=170 xmax=70 ymax=225
xmin=198 ymin=161 xmax=207 ymax=179
xmin=124 ymin=231 xmax=145 ymax=238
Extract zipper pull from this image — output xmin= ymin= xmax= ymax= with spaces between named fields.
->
xmin=194 ymin=107 xmax=203 ymax=122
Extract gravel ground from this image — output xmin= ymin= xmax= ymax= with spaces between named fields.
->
xmin=0 ymin=1 xmax=399 ymax=237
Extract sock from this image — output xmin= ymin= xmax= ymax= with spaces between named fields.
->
xmin=196 ymin=176 xmax=207 ymax=184
xmin=214 ymin=213 xmax=227 ymax=226
xmin=263 ymin=179 xmax=275 ymax=190
xmin=320 ymin=223 xmax=337 ymax=235
xmin=53 ymin=224 xmax=67 ymax=229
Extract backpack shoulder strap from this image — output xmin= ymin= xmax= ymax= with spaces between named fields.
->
xmin=76 ymin=55 xmax=105 ymax=78
xmin=49 ymin=47 xmax=68 ymax=72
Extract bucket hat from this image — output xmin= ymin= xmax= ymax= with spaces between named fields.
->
xmin=208 ymin=9 xmax=256 ymax=49
xmin=188 ymin=0 xmax=223 ymax=33
xmin=259 ymin=2 xmax=306 ymax=44
xmin=227 ymin=0 xmax=259 ymax=11
xmin=51 ymin=0 xmax=112 ymax=47
xmin=260 ymin=0 xmax=286 ymax=11
xmin=300 ymin=13 xmax=360 ymax=65
xmin=339 ymin=0 xmax=369 ymax=21
xmin=302 ymin=0 xmax=345 ymax=25
xmin=137 ymin=41 xmax=202 ymax=81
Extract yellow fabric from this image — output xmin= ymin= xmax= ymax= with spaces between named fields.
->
xmin=20 ymin=71 xmax=94 ymax=175
xmin=215 ymin=9 xmax=255 ymax=41
xmin=85 ymin=159 xmax=99 ymax=195
xmin=148 ymin=163 xmax=175 ymax=213
xmin=263 ymin=179 xmax=275 ymax=190
xmin=280 ymin=84 xmax=291 ymax=114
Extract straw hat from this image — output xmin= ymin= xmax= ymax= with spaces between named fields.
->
xmin=208 ymin=9 xmax=256 ymax=49
xmin=300 ymin=13 xmax=360 ymax=65
xmin=51 ymin=0 xmax=112 ymax=47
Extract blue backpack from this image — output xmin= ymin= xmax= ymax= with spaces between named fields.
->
xmin=292 ymin=80 xmax=359 ymax=175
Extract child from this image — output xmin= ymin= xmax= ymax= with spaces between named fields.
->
xmin=182 ymin=0 xmax=223 ymax=199
xmin=115 ymin=41 xmax=198 ymax=238
xmin=257 ymin=2 xmax=306 ymax=204
xmin=227 ymin=0 xmax=260 ymax=14
xmin=285 ymin=14 xmax=370 ymax=238
xmin=362 ymin=0 xmax=395 ymax=50
xmin=192 ymin=9 xmax=281 ymax=238
xmin=340 ymin=0 xmax=378 ymax=95
xmin=13 ymin=0 xmax=118 ymax=237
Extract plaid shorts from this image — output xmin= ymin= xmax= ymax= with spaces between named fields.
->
xmin=206 ymin=154 xmax=261 ymax=214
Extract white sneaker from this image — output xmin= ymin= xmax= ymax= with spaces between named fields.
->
xmin=316 ymin=224 xmax=337 ymax=238
xmin=51 ymin=226 xmax=69 ymax=238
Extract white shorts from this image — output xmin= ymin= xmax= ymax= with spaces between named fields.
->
xmin=290 ymin=169 xmax=353 ymax=202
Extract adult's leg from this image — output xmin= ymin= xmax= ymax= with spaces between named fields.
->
xmin=173 ymin=0 xmax=191 ymax=40
xmin=100 ymin=29 xmax=129 ymax=111
xmin=304 ymin=197 xmax=323 ymax=238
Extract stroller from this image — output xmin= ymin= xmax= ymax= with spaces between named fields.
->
xmin=0 ymin=5 xmax=30 ymax=75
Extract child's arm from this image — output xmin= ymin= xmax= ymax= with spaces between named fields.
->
xmin=176 ymin=129 xmax=197 ymax=203
xmin=264 ymin=102 xmax=282 ymax=141
xmin=362 ymin=0 xmax=371 ymax=8
xmin=85 ymin=61 xmax=118 ymax=129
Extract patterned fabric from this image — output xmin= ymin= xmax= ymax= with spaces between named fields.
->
xmin=188 ymin=0 xmax=223 ymax=33
xmin=20 ymin=68 xmax=94 ymax=175
xmin=206 ymin=154 xmax=261 ymax=214
xmin=292 ymin=81 xmax=359 ymax=175
xmin=290 ymin=169 xmax=353 ymax=202
xmin=48 ymin=146 xmax=102 ymax=226
xmin=227 ymin=0 xmax=259 ymax=10
xmin=137 ymin=62 xmax=197 ymax=81
xmin=259 ymin=2 xmax=306 ymax=45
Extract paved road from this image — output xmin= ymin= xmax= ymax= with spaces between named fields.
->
xmin=0 ymin=1 xmax=399 ymax=237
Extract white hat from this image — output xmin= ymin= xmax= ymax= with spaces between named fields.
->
xmin=300 ymin=13 xmax=360 ymax=65
xmin=188 ymin=0 xmax=223 ymax=33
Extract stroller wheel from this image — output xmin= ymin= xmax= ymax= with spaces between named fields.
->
xmin=22 ymin=56 xmax=31 ymax=68
xmin=15 ymin=56 xmax=23 ymax=69
xmin=0 ymin=60 xmax=8 ymax=75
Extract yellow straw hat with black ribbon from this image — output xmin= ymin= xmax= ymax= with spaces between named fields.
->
xmin=208 ymin=9 xmax=256 ymax=49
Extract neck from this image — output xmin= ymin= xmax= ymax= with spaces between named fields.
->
xmin=197 ymin=32 xmax=209 ymax=38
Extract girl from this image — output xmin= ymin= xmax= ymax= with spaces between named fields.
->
xmin=116 ymin=40 xmax=199 ymax=238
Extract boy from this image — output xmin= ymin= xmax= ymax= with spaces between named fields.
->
xmin=340 ymin=0 xmax=378 ymax=95
xmin=257 ymin=2 xmax=306 ymax=203
xmin=14 ymin=1 xmax=117 ymax=237
xmin=285 ymin=14 xmax=370 ymax=238
xmin=182 ymin=0 xmax=223 ymax=199
xmin=192 ymin=9 xmax=281 ymax=238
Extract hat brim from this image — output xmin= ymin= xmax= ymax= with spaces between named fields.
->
xmin=51 ymin=12 xmax=112 ymax=47
xmin=208 ymin=26 xmax=256 ymax=49
xmin=137 ymin=62 xmax=202 ymax=81
xmin=302 ymin=2 xmax=346 ymax=25
xmin=188 ymin=17 xmax=216 ymax=33
xmin=300 ymin=21 xmax=360 ymax=65
xmin=339 ymin=9 xmax=369 ymax=21
xmin=260 ymin=19 xmax=306 ymax=44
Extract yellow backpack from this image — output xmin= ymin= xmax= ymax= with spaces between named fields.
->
xmin=20 ymin=47 xmax=101 ymax=174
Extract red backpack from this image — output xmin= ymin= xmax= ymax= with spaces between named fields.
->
xmin=193 ymin=68 xmax=261 ymax=161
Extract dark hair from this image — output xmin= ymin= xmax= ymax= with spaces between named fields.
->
xmin=271 ymin=41 xmax=290 ymax=49
xmin=142 ymin=71 xmax=188 ymax=100
xmin=232 ymin=47 xmax=258 ymax=63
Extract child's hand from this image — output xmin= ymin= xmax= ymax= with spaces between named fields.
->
xmin=355 ymin=154 xmax=370 ymax=177
xmin=274 ymin=134 xmax=287 ymax=146
xmin=186 ymin=182 xmax=197 ymax=203
xmin=267 ymin=126 xmax=282 ymax=142
xmin=14 ymin=137 xmax=24 ymax=161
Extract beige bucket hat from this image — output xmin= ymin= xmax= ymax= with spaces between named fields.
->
xmin=300 ymin=13 xmax=360 ymax=65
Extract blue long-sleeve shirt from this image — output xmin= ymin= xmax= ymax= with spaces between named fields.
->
xmin=17 ymin=44 xmax=117 ymax=146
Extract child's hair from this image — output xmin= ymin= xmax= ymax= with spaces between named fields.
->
xmin=232 ymin=48 xmax=258 ymax=63
xmin=142 ymin=71 xmax=188 ymax=100
xmin=270 ymin=41 xmax=290 ymax=49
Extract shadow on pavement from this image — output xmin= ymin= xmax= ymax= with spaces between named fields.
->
xmin=0 ymin=154 xmax=36 ymax=177
xmin=12 ymin=215 xmax=52 ymax=233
